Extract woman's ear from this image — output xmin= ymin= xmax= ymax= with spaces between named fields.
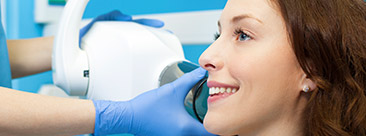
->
xmin=300 ymin=74 xmax=317 ymax=93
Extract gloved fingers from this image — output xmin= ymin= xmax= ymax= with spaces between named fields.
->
xmin=79 ymin=10 xmax=133 ymax=46
xmin=171 ymin=67 xmax=207 ymax=99
xmin=79 ymin=23 xmax=93 ymax=47
xmin=133 ymin=18 xmax=165 ymax=28
xmin=95 ymin=10 xmax=132 ymax=21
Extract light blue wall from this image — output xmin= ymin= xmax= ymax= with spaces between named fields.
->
xmin=84 ymin=0 xmax=226 ymax=17
xmin=5 ymin=0 xmax=43 ymax=39
xmin=5 ymin=0 xmax=226 ymax=92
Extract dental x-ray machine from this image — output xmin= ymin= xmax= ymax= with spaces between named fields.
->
xmin=52 ymin=0 xmax=208 ymax=122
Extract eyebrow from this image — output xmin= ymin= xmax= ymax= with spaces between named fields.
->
xmin=217 ymin=14 xmax=263 ymax=28
xmin=232 ymin=14 xmax=263 ymax=24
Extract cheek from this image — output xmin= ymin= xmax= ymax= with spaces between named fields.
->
xmin=210 ymin=44 xmax=302 ymax=132
xmin=231 ymin=46 xmax=301 ymax=107
xmin=229 ymin=40 xmax=301 ymax=91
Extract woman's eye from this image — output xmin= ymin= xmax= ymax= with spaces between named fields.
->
xmin=214 ymin=30 xmax=252 ymax=41
xmin=238 ymin=33 xmax=251 ymax=41
xmin=235 ymin=29 xmax=252 ymax=41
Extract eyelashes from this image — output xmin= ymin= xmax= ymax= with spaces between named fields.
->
xmin=234 ymin=29 xmax=252 ymax=41
xmin=213 ymin=28 xmax=252 ymax=41
xmin=214 ymin=32 xmax=220 ymax=40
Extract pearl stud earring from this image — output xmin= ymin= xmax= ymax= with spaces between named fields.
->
xmin=303 ymin=85 xmax=310 ymax=93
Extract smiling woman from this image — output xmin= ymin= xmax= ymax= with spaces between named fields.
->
xmin=199 ymin=0 xmax=366 ymax=135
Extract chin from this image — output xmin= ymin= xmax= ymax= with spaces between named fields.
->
xmin=203 ymin=119 xmax=220 ymax=135
xmin=203 ymin=114 xmax=232 ymax=135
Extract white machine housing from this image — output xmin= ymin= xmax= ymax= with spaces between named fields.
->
xmin=52 ymin=0 xmax=186 ymax=100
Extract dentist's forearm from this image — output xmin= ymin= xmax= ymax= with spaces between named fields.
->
xmin=0 ymin=87 xmax=95 ymax=136
xmin=7 ymin=36 xmax=54 ymax=78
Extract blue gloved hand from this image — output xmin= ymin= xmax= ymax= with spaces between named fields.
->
xmin=79 ymin=10 xmax=164 ymax=46
xmin=93 ymin=67 xmax=214 ymax=136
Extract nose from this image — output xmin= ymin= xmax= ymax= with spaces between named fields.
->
xmin=199 ymin=41 xmax=223 ymax=72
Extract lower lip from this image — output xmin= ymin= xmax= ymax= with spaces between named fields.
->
xmin=207 ymin=92 xmax=235 ymax=104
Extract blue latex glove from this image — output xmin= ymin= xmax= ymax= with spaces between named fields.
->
xmin=79 ymin=10 xmax=164 ymax=46
xmin=93 ymin=67 xmax=214 ymax=136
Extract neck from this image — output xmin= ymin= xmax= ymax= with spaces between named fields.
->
xmin=256 ymin=115 xmax=304 ymax=136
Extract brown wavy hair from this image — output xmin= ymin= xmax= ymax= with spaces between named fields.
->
xmin=271 ymin=0 xmax=366 ymax=135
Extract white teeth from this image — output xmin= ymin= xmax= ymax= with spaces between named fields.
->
xmin=208 ymin=87 xmax=239 ymax=95
xmin=219 ymin=88 xmax=225 ymax=93
xmin=226 ymin=88 xmax=231 ymax=93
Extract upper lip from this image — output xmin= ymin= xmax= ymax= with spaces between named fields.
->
xmin=207 ymin=81 xmax=240 ymax=89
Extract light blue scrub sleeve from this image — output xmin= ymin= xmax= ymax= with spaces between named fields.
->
xmin=0 ymin=5 xmax=12 ymax=88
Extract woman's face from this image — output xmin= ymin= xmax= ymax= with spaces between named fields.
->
xmin=199 ymin=0 xmax=306 ymax=135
